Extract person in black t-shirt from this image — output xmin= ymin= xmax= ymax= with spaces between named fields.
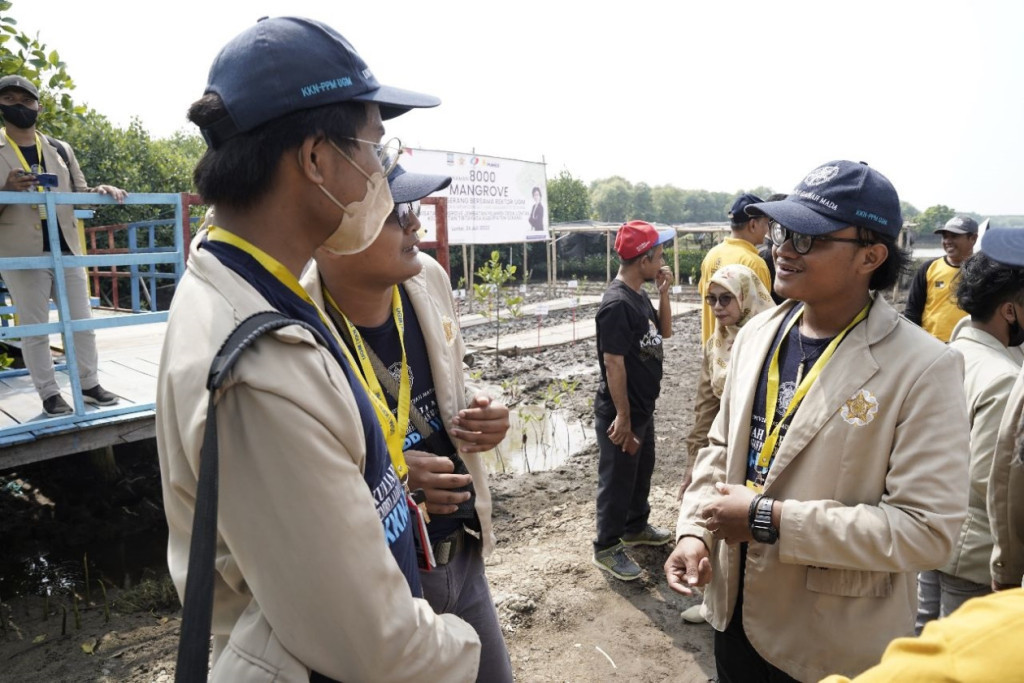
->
xmin=592 ymin=219 xmax=676 ymax=581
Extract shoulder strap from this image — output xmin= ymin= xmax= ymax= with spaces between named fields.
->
xmin=43 ymin=134 xmax=71 ymax=168
xmin=175 ymin=311 xmax=326 ymax=683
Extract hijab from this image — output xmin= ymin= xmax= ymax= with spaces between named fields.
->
xmin=707 ymin=264 xmax=775 ymax=397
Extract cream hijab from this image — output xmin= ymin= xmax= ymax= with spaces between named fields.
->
xmin=707 ymin=264 xmax=775 ymax=397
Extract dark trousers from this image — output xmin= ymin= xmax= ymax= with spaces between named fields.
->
xmin=593 ymin=413 xmax=656 ymax=551
xmin=715 ymin=547 xmax=799 ymax=683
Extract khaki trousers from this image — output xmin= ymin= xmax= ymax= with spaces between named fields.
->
xmin=1 ymin=264 xmax=99 ymax=400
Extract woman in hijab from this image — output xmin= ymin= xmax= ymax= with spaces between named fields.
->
xmin=678 ymin=263 xmax=774 ymax=624
xmin=682 ymin=264 xmax=775 ymax=492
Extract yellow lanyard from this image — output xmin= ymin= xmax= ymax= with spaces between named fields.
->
xmin=325 ymin=286 xmax=412 ymax=481
xmin=3 ymin=129 xmax=46 ymax=219
xmin=757 ymin=301 xmax=871 ymax=471
xmin=206 ymin=227 xmax=411 ymax=480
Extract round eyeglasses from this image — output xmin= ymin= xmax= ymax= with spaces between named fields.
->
xmin=769 ymin=221 xmax=872 ymax=255
xmin=337 ymin=136 xmax=403 ymax=176
xmin=704 ymin=293 xmax=735 ymax=308
xmin=396 ymin=201 xmax=421 ymax=230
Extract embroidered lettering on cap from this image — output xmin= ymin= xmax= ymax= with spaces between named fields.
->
xmin=856 ymin=210 xmax=889 ymax=226
xmin=803 ymin=166 xmax=839 ymax=187
xmin=300 ymin=76 xmax=354 ymax=98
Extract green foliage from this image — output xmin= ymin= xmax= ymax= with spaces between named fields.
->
xmin=0 ymin=1 xmax=84 ymax=132
xmin=547 ymin=170 xmax=590 ymax=222
xmin=473 ymin=250 xmax=519 ymax=363
xmin=631 ymin=182 xmax=654 ymax=220
xmin=913 ymin=205 xmax=956 ymax=234
xmin=900 ymin=200 xmax=920 ymax=220
xmin=590 ymin=176 xmax=633 ymax=222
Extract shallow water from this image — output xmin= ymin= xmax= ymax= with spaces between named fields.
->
xmin=483 ymin=407 xmax=593 ymax=475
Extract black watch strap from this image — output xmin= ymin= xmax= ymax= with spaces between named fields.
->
xmin=751 ymin=495 xmax=779 ymax=544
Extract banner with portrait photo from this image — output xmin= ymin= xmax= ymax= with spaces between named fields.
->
xmin=399 ymin=148 xmax=548 ymax=245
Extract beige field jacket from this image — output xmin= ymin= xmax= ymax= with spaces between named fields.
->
xmin=0 ymin=131 xmax=87 ymax=257
xmin=678 ymin=295 xmax=969 ymax=682
xmin=156 ymin=232 xmax=479 ymax=682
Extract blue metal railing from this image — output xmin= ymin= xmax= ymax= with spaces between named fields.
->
xmin=0 ymin=190 xmax=188 ymax=439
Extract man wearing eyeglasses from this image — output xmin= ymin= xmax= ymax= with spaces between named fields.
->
xmin=303 ymin=164 xmax=514 ymax=682
xmin=698 ymin=193 xmax=773 ymax=345
xmin=665 ymin=161 xmax=969 ymax=682
xmin=156 ymin=17 xmax=480 ymax=682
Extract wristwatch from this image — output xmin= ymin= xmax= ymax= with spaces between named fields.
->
xmin=750 ymin=495 xmax=779 ymax=544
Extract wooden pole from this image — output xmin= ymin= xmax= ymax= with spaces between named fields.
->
xmin=606 ymin=230 xmax=612 ymax=284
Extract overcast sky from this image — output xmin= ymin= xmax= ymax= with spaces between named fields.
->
xmin=12 ymin=0 xmax=1024 ymax=215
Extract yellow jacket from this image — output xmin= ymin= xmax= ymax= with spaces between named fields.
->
xmin=698 ymin=237 xmax=772 ymax=344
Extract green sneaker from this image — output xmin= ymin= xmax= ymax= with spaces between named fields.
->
xmin=620 ymin=524 xmax=673 ymax=547
xmin=592 ymin=542 xmax=642 ymax=581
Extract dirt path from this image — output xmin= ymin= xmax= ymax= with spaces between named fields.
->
xmin=0 ymin=304 xmax=715 ymax=682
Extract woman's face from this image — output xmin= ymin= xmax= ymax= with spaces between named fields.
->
xmin=707 ymin=282 xmax=741 ymax=327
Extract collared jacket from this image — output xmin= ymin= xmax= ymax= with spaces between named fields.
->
xmin=156 ymin=232 xmax=480 ymax=683
xmin=946 ymin=326 xmax=1020 ymax=584
xmin=300 ymin=253 xmax=497 ymax=556
xmin=0 ymin=131 xmax=88 ymax=257
xmin=677 ymin=296 xmax=969 ymax=682
xmin=988 ymin=365 xmax=1024 ymax=587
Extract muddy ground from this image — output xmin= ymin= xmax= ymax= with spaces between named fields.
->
xmin=0 ymin=292 xmax=715 ymax=682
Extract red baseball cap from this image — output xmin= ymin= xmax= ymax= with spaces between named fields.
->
xmin=614 ymin=220 xmax=675 ymax=259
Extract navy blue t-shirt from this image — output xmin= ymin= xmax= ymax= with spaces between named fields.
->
xmin=354 ymin=285 xmax=476 ymax=545
xmin=203 ymin=238 xmax=422 ymax=596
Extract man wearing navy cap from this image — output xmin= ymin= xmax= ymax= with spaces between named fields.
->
xmin=156 ymin=17 xmax=480 ymax=682
xmin=698 ymin=193 xmax=773 ymax=345
xmin=666 ymin=161 xmax=969 ymax=681
xmin=904 ymin=215 xmax=979 ymax=341
xmin=592 ymin=220 xmax=675 ymax=581
xmin=304 ymin=165 xmax=514 ymax=681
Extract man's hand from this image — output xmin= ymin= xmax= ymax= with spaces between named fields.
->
xmin=656 ymin=266 xmax=673 ymax=295
xmin=405 ymin=449 xmax=472 ymax=515
xmin=606 ymin=414 xmax=632 ymax=448
xmin=665 ymin=536 xmax=712 ymax=596
xmin=94 ymin=184 xmax=128 ymax=203
xmin=3 ymin=169 xmax=36 ymax=192
xmin=450 ymin=393 xmax=510 ymax=453
xmin=700 ymin=482 xmax=756 ymax=544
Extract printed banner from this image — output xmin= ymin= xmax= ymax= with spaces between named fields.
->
xmin=399 ymin=148 xmax=548 ymax=245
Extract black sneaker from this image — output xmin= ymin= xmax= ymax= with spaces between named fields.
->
xmin=43 ymin=394 xmax=73 ymax=416
xmin=82 ymin=385 xmax=119 ymax=406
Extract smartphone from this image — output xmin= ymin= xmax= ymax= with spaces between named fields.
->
xmin=35 ymin=173 xmax=58 ymax=189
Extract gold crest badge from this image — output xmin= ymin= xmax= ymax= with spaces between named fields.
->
xmin=841 ymin=389 xmax=878 ymax=426
xmin=441 ymin=315 xmax=456 ymax=346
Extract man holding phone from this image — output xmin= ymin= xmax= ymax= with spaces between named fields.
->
xmin=592 ymin=220 xmax=676 ymax=581
xmin=0 ymin=74 xmax=126 ymax=416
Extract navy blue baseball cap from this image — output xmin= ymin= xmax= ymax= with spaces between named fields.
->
xmin=388 ymin=164 xmax=451 ymax=204
xmin=745 ymin=161 xmax=902 ymax=239
xmin=728 ymin=193 xmax=764 ymax=225
xmin=200 ymin=16 xmax=440 ymax=148
xmin=980 ymin=227 xmax=1024 ymax=267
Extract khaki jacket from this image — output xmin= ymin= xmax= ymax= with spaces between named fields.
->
xmin=0 ymin=131 xmax=88 ymax=257
xmin=156 ymin=232 xmax=479 ymax=683
xmin=988 ymin=365 xmax=1024 ymax=587
xmin=946 ymin=327 xmax=1019 ymax=584
xmin=300 ymin=253 xmax=497 ymax=556
xmin=677 ymin=296 xmax=969 ymax=682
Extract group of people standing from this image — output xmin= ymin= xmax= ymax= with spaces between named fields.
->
xmin=592 ymin=160 xmax=1024 ymax=681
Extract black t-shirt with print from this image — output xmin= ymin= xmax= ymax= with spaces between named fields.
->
xmin=594 ymin=279 xmax=664 ymax=430
xmin=355 ymin=285 xmax=476 ymax=545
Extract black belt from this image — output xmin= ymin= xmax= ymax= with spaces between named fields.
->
xmin=432 ymin=526 xmax=467 ymax=566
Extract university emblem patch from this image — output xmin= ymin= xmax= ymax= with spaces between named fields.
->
xmin=841 ymin=389 xmax=878 ymax=426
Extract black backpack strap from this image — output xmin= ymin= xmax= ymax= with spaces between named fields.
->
xmin=43 ymin=134 xmax=71 ymax=168
xmin=175 ymin=311 xmax=327 ymax=683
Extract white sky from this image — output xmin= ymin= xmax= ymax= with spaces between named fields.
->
xmin=12 ymin=0 xmax=1024 ymax=215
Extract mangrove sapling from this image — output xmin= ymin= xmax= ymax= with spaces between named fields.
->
xmin=98 ymin=581 xmax=109 ymax=624
xmin=73 ymin=594 xmax=80 ymax=630
xmin=82 ymin=553 xmax=91 ymax=602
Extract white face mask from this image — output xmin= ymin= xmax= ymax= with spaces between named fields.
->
xmin=317 ymin=140 xmax=395 ymax=256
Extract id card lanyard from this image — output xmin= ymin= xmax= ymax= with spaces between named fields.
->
xmin=325 ymin=286 xmax=412 ymax=481
xmin=3 ymin=129 xmax=47 ymax=220
xmin=755 ymin=301 xmax=871 ymax=474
